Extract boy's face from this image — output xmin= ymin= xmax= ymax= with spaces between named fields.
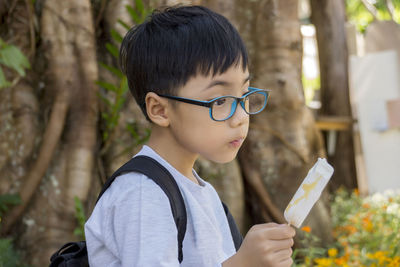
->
xmin=168 ymin=64 xmax=250 ymax=163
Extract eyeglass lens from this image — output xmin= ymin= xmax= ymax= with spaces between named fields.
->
xmin=211 ymin=91 xmax=266 ymax=121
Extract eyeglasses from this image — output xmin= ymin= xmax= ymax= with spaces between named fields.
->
xmin=157 ymin=87 xmax=270 ymax=121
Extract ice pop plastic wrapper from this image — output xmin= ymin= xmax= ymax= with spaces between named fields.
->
xmin=284 ymin=158 xmax=334 ymax=228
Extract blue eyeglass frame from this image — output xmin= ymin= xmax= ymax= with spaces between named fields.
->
xmin=157 ymin=87 xmax=270 ymax=121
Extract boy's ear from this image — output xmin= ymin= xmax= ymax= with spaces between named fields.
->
xmin=145 ymin=92 xmax=170 ymax=127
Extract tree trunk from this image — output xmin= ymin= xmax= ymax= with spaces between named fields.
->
xmin=1 ymin=0 xmax=99 ymax=265
xmin=310 ymin=0 xmax=358 ymax=191
xmin=232 ymin=0 xmax=331 ymax=241
xmin=0 ymin=1 xmax=336 ymax=265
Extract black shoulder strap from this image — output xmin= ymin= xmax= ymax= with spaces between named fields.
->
xmin=96 ymin=155 xmax=186 ymax=263
xmin=221 ymin=202 xmax=243 ymax=251
xmin=96 ymin=155 xmax=242 ymax=262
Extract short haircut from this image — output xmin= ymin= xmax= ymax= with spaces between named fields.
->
xmin=119 ymin=5 xmax=248 ymax=120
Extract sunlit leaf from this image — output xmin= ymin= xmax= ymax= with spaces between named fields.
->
xmin=0 ymin=68 xmax=11 ymax=89
xmin=99 ymin=62 xmax=124 ymax=79
xmin=96 ymin=80 xmax=118 ymax=92
xmin=110 ymin=29 xmax=124 ymax=43
xmin=126 ymin=5 xmax=140 ymax=24
xmin=135 ymin=0 xmax=145 ymax=14
xmin=105 ymin=43 xmax=119 ymax=58
xmin=0 ymin=44 xmax=30 ymax=76
xmin=118 ymin=19 xmax=131 ymax=31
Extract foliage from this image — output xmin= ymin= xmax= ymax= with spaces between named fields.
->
xmin=0 ymin=195 xmax=26 ymax=267
xmin=0 ymin=38 xmax=30 ymax=89
xmin=0 ymin=239 xmax=30 ymax=267
xmin=126 ymin=0 xmax=152 ymax=25
xmin=126 ymin=122 xmax=151 ymax=146
xmin=293 ymin=188 xmax=400 ymax=266
xmin=292 ymin=226 xmax=326 ymax=267
xmin=0 ymin=194 xmax=21 ymax=225
xmin=97 ymin=75 xmax=129 ymax=142
xmin=0 ymin=196 xmax=27 ymax=266
xmin=73 ymin=197 xmax=86 ymax=240
xmin=346 ymin=0 xmax=400 ymax=33
xmin=98 ymin=0 xmax=152 ymax=145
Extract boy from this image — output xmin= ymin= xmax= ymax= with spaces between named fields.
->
xmin=85 ymin=5 xmax=295 ymax=267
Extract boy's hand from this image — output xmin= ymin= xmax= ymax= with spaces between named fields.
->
xmin=223 ymin=223 xmax=295 ymax=267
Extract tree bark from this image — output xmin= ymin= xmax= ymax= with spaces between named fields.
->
xmin=310 ymin=0 xmax=358 ymax=191
xmin=0 ymin=0 xmax=99 ymax=265
xmin=0 ymin=0 xmax=340 ymax=265
xmin=232 ymin=0 xmax=331 ymax=241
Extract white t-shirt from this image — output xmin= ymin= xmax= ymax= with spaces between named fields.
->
xmin=85 ymin=145 xmax=236 ymax=266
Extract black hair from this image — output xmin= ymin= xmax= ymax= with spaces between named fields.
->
xmin=119 ymin=5 xmax=248 ymax=120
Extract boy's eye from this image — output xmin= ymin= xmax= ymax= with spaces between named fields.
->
xmin=215 ymin=98 xmax=227 ymax=106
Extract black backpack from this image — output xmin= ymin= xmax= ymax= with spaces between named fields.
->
xmin=49 ymin=155 xmax=243 ymax=266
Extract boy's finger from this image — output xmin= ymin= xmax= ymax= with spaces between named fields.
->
xmin=267 ymin=238 xmax=294 ymax=251
xmin=253 ymin=222 xmax=279 ymax=230
xmin=278 ymin=257 xmax=294 ymax=267
xmin=264 ymin=225 xmax=296 ymax=240
xmin=273 ymin=247 xmax=293 ymax=259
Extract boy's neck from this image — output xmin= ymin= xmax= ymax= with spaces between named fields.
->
xmin=147 ymin=126 xmax=199 ymax=184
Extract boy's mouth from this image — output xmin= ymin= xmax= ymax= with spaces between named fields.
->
xmin=229 ymin=138 xmax=244 ymax=148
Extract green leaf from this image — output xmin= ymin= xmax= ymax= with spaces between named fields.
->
xmin=0 ymin=238 xmax=28 ymax=267
xmin=0 ymin=68 xmax=11 ymax=89
xmin=98 ymin=94 xmax=112 ymax=109
xmin=126 ymin=5 xmax=141 ymax=24
xmin=0 ymin=194 xmax=21 ymax=206
xmin=126 ymin=123 xmax=139 ymax=139
xmin=117 ymin=19 xmax=131 ymax=31
xmin=73 ymin=196 xmax=86 ymax=240
xmin=115 ymin=97 xmax=126 ymax=110
xmin=110 ymin=29 xmax=124 ymax=43
xmin=0 ymin=194 xmax=21 ymax=217
xmin=135 ymin=0 xmax=145 ymax=14
xmin=96 ymin=80 xmax=118 ymax=92
xmin=105 ymin=43 xmax=119 ymax=59
xmin=125 ymin=5 xmax=136 ymax=19
xmin=99 ymin=62 xmax=124 ymax=79
xmin=101 ymin=112 xmax=110 ymax=120
xmin=120 ymin=76 xmax=129 ymax=93
xmin=0 ymin=44 xmax=30 ymax=76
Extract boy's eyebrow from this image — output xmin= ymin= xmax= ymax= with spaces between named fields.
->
xmin=203 ymin=74 xmax=251 ymax=90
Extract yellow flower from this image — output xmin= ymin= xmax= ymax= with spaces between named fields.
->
xmin=301 ymin=226 xmax=311 ymax=233
xmin=328 ymin=248 xmax=338 ymax=258
xmin=314 ymin=258 xmax=333 ymax=267
xmin=388 ymin=256 xmax=400 ymax=267
xmin=334 ymin=257 xmax=346 ymax=265
xmin=362 ymin=202 xmax=370 ymax=209
xmin=361 ymin=216 xmax=373 ymax=232
xmin=353 ymin=188 xmax=359 ymax=196
xmin=367 ymin=251 xmax=389 ymax=265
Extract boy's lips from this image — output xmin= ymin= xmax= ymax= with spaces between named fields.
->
xmin=229 ymin=137 xmax=244 ymax=148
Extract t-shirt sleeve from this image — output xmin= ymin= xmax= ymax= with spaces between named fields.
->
xmin=85 ymin=173 xmax=180 ymax=267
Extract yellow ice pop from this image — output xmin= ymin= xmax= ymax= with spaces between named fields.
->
xmin=284 ymin=158 xmax=334 ymax=228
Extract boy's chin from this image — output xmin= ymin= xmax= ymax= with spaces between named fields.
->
xmin=204 ymin=151 xmax=239 ymax=164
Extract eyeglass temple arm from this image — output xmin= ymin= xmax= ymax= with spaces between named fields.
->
xmin=158 ymin=94 xmax=212 ymax=107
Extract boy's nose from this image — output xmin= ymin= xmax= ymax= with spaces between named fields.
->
xmin=229 ymin=102 xmax=249 ymax=127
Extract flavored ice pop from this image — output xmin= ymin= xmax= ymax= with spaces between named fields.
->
xmin=284 ymin=158 xmax=334 ymax=228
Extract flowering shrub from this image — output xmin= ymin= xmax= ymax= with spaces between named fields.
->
xmin=293 ymin=188 xmax=400 ymax=267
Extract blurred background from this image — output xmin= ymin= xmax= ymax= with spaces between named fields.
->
xmin=0 ymin=0 xmax=399 ymax=266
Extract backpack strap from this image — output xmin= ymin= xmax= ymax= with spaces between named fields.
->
xmin=221 ymin=202 xmax=243 ymax=251
xmin=96 ymin=155 xmax=187 ymax=263
xmin=96 ymin=155 xmax=243 ymax=262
